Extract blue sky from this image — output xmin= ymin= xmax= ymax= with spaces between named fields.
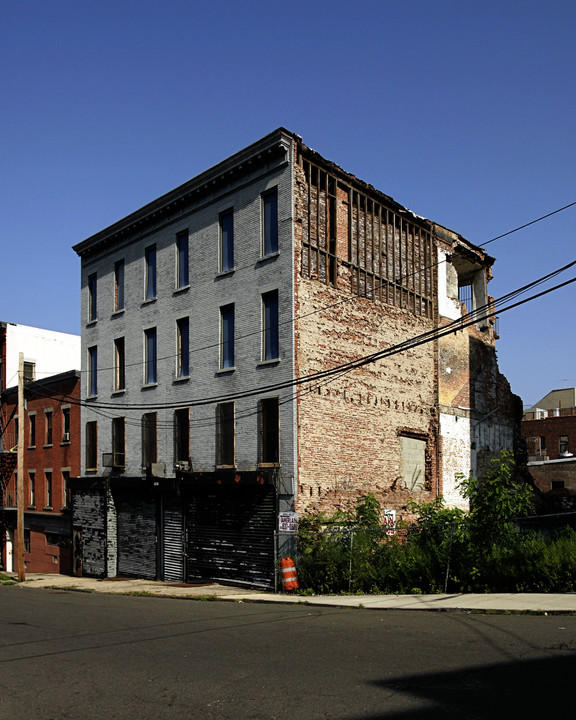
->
xmin=2 ymin=0 xmax=575 ymax=407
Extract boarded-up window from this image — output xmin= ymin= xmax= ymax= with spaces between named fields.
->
xmin=142 ymin=413 xmax=157 ymax=467
xmin=216 ymin=402 xmax=234 ymax=467
xmin=86 ymin=421 xmax=98 ymax=470
xmin=399 ymin=435 xmax=426 ymax=491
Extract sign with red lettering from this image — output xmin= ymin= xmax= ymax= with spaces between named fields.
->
xmin=279 ymin=511 xmax=298 ymax=532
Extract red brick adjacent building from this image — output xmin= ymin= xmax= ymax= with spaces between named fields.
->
xmin=522 ymin=388 xmax=576 ymax=510
xmin=1 ymin=370 xmax=80 ymax=573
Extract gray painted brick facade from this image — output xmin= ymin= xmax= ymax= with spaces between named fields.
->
xmin=77 ymin=130 xmax=297 ymax=512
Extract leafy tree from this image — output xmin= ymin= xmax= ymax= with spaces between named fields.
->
xmin=457 ymin=450 xmax=535 ymax=547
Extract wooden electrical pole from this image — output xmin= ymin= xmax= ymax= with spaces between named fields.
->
xmin=16 ymin=352 xmax=25 ymax=582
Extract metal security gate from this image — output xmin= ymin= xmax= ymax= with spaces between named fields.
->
xmin=116 ymin=492 xmax=157 ymax=580
xmin=163 ymin=498 xmax=184 ymax=582
xmin=185 ymin=485 xmax=275 ymax=589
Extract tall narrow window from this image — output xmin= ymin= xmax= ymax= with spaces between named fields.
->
xmin=29 ymin=471 xmax=36 ymax=507
xmin=262 ymin=189 xmax=278 ymax=256
xmin=220 ymin=210 xmax=234 ymax=272
xmin=176 ymin=231 xmax=189 ymax=289
xmin=114 ymin=337 xmax=126 ymax=391
xmin=145 ymin=245 xmax=157 ymax=300
xmin=259 ymin=397 xmax=280 ymax=465
xmin=88 ymin=273 xmax=97 ymax=321
xmin=262 ymin=290 xmax=279 ymax=361
xmin=86 ymin=421 xmax=98 ymax=470
xmin=114 ymin=259 xmax=125 ymax=311
xmin=144 ymin=328 xmax=157 ymax=385
xmin=141 ymin=413 xmax=157 ymax=467
xmin=62 ymin=407 xmax=70 ymax=442
xmin=176 ymin=317 xmax=190 ymax=378
xmin=112 ymin=417 xmax=126 ymax=468
xmin=29 ymin=414 xmax=36 ymax=447
xmin=88 ymin=346 xmax=98 ymax=396
xmin=220 ymin=304 xmax=235 ymax=369
xmin=62 ymin=470 xmax=70 ymax=509
xmin=45 ymin=411 xmax=53 ymax=446
xmin=560 ymin=435 xmax=569 ymax=455
xmin=45 ymin=471 xmax=53 ymax=509
xmin=216 ymin=402 xmax=235 ymax=467
xmin=174 ymin=408 xmax=190 ymax=464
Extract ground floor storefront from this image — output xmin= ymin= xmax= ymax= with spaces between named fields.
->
xmin=70 ymin=471 xmax=280 ymax=589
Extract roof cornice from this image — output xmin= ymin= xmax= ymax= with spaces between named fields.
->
xmin=73 ymin=128 xmax=296 ymax=258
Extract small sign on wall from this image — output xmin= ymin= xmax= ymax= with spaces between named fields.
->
xmin=383 ymin=509 xmax=396 ymax=536
xmin=279 ymin=511 xmax=298 ymax=533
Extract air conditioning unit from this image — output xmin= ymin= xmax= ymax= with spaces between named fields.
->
xmin=62 ymin=432 xmax=70 ymax=442
xmin=148 ymin=462 xmax=166 ymax=478
xmin=174 ymin=461 xmax=190 ymax=472
xmin=102 ymin=452 xmax=126 ymax=468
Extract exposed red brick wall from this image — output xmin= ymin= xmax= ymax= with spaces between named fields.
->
xmin=293 ymin=159 xmax=438 ymax=521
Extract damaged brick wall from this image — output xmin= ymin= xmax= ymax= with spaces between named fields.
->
xmin=293 ymin=154 xmax=439 ymax=521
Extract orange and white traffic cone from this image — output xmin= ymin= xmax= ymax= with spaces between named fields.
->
xmin=280 ymin=557 xmax=299 ymax=591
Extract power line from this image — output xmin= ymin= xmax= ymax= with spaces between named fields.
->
xmin=57 ymin=259 xmax=576 ymax=412
xmin=80 ymin=198 xmax=576 ymax=378
xmin=481 ymin=200 xmax=576 ymax=247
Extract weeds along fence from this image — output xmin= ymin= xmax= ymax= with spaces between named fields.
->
xmin=276 ymin=515 xmax=576 ymax=594
xmin=275 ymin=525 xmax=415 ymax=594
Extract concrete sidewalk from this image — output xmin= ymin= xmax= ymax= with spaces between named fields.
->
xmin=3 ymin=572 xmax=576 ymax=613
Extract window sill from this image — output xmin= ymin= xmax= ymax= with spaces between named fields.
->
xmin=173 ymin=285 xmax=190 ymax=295
xmin=142 ymin=298 xmax=157 ymax=307
xmin=258 ymin=463 xmax=281 ymax=469
xmin=60 ymin=441 xmax=71 ymax=447
xmin=43 ymin=506 xmax=53 ymax=512
xmin=111 ymin=309 xmax=125 ymax=317
xmin=142 ymin=383 xmax=158 ymax=390
xmin=257 ymin=358 xmax=280 ymax=367
xmin=216 ymin=465 xmax=236 ymax=470
xmin=86 ymin=320 xmax=97 ymax=328
xmin=216 ymin=268 xmax=235 ymax=278
xmin=27 ymin=445 xmax=36 ymax=450
xmin=27 ymin=506 xmax=35 ymax=510
xmin=257 ymin=251 xmax=279 ymax=264
xmin=43 ymin=444 xmax=53 ymax=449
xmin=111 ymin=389 xmax=126 ymax=396
xmin=173 ymin=375 xmax=190 ymax=383
xmin=86 ymin=395 xmax=98 ymax=402
xmin=216 ymin=367 xmax=236 ymax=375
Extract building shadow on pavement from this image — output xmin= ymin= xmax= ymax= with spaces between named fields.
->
xmin=352 ymin=653 xmax=576 ymax=719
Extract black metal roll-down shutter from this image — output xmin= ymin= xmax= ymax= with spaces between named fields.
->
xmin=185 ymin=484 xmax=275 ymax=589
xmin=163 ymin=497 xmax=184 ymax=582
xmin=116 ymin=492 xmax=157 ymax=580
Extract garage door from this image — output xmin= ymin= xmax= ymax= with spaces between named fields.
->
xmin=116 ymin=492 xmax=157 ymax=580
xmin=185 ymin=485 xmax=275 ymax=589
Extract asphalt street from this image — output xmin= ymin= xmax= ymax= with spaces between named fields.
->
xmin=1 ymin=586 xmax=575 ymax=719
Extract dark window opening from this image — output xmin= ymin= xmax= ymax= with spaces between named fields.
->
xmin=112 ymin=417 xmax=126 ymax=468
xmin=142 ymin=413 xmax=157 ymax=467
xmin=259 ymin=397 xmax=279 ymax=465
xmin=262 ymin=189 xmax=278 ymax=256
xmin=86 ymin=421 xmax=98 ymax=470
xmin=174 ymin=408 xmax=190 ymax=463
xmin=216 ymin=402 xmax=235 ymax=467
xmin=220 ymin=210 xmax=234 ymax=272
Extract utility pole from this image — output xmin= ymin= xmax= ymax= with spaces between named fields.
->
xmin=17 ymin=352 xmax=25 ymax=582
